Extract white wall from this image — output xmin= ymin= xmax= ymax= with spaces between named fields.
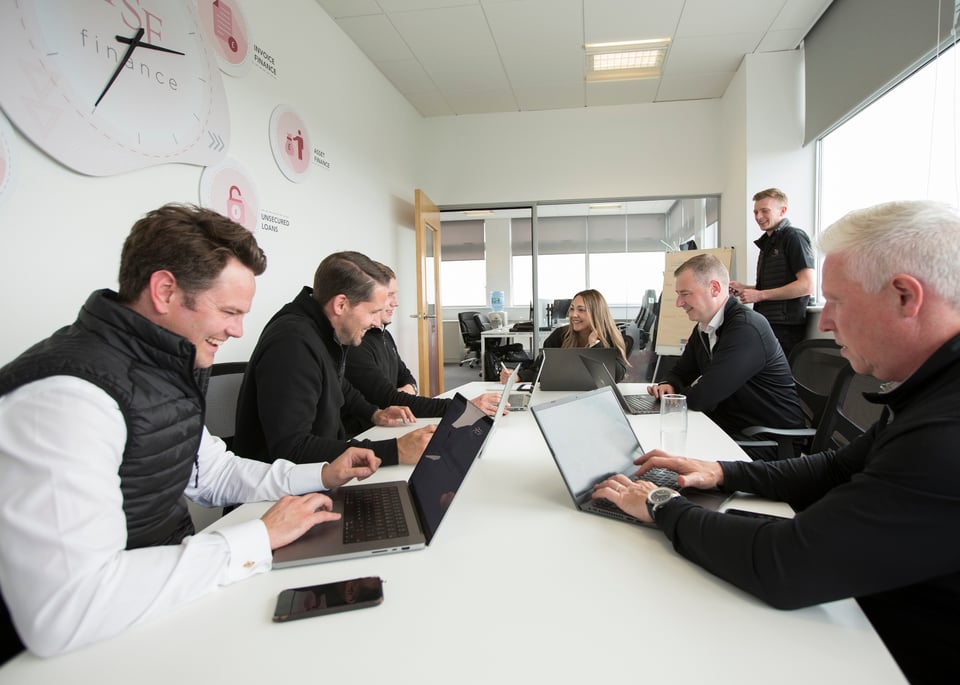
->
xmin=419 ymin=100 xmax=725 ymax=203
xmin=419 ymin=51 xmax=814 ymax=302
xmin=0 ymin=0 xmax=424 ymax=368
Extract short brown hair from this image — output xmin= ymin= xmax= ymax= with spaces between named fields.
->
xmin=118 ymin=204 xmax=266 ymax=305
xmin=752 ymin=188 xmax=788 ymax=205
xmin=312 ymin=251 xmax=391 ymax=306
xmin=675 ymin=253 xmax=729 ymax=289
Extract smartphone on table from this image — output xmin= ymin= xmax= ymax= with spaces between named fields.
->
xmin=272 ymin=576 xmax=384 ymax=622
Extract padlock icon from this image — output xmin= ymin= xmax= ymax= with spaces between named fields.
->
xmin=227 ymin=185 xmax=245 ymax=225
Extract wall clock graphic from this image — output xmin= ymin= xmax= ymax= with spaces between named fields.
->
xmin=0 ymin=0 xmax=230 ymax=176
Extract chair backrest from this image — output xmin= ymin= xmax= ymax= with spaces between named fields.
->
xmin=788 ymin=339 xmax=850 ymax=431
xmin=810 ymin=366 xmax=885 ymax=453
xmin=205 ymin=361 xmax=247 ymax=450
xmin=473 ymin=312 xmax=493 ymax=332
xmin=458 ymin=311 xmax=482 ymax=345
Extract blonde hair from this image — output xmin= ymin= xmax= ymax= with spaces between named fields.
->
xmin=819 ymin=200 xmax=960 ymax=307
xmin=560 ymin=289 xmax=629 ymax=365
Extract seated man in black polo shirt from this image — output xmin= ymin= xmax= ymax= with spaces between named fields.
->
xmin=647 ymin=253 xmax=803 ymax=460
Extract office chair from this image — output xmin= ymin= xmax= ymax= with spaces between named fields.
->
xmin=190 ymin=361 xmax=247 ymax=530
xmin=457 ymin=311 xmax=482 ymax=367
xmin=809 ymin=368 xmax=885 ymax=452
xmin=737 ymin=339 xmax=850 ymax=460
xmin=473 ymin=312 xmax=501 ymax=347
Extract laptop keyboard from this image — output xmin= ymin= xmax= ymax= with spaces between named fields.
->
xmin=624 ymin=394 xmax=659 ymax=414
xmin=342 ymin=487 xmax=409 ymax=544
xmin=638 ymin=466 xmax=681 ymax=489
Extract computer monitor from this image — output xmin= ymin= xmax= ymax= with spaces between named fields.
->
xmin=552 ymin=298 xmax=572 ymax=325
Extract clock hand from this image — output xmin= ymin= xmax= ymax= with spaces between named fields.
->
xmin=115 ymin=34 xmax=185 ymax=56
xmin=93 ymin=27 xmax=144 ymax=109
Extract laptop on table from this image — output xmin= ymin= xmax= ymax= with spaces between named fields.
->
xmin=580 ymin=354 xmax=659 ymax=415
xmin=536 ymin=347 xmax=620 ymax=391
xmin=272 ymin=393 xmax=493 ymax=568
xmin=531 ymin=386 xmax=730 ymax=526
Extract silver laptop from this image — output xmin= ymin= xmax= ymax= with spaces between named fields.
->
xmin=580 ymin=354 xmax=659 ymax=414
xmin=531 ymin=386 xmax=730 ymax=526
xmin=272 ymin=393 xmax=492 ymax=567
xmin=496 ymin=365 xmax=532 ymax=415
xmin=536 ymin=347 xmax=620 ymax=391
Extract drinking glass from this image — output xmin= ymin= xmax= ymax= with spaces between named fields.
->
xmin=659 ymin=394 xmax=688 ymax=454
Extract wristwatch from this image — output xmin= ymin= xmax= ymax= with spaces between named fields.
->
xmin=646 ymin=487 xmax=681 ymax=522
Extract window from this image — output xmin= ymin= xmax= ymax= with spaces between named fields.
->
xmin=820 ymin=44 xmax=960 ymax=231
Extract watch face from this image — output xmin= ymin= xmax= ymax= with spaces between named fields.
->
xmin=649 ymin=487 xmax=677 ymax=506
xmin=0 ymin=0 xmax=230 ymax=175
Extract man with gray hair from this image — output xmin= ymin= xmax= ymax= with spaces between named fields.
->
xmin=596 ymin=201 xmax=960 ymax=683
xmin=648 ymin=253 xmax=803 ymax=459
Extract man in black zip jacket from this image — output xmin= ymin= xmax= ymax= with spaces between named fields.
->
xmin=343 ymin=264 xmax=500 ymax=436
xmin=596 ymin=200 xmax=960 ymax=685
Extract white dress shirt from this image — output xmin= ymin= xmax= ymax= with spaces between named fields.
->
xmin=0 ymin=375 xmax=326 ymax=657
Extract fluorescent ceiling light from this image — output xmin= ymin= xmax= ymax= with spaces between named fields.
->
xmin=585 ymin=38 xmax=670 ymax=82
xmin=462 ymin=210 xmax=493 ymax=216
xmin=589 ymin=203 xmax=623 ymax=211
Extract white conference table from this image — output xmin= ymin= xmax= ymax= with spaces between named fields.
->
xmin=0 ymin=383 xmax=905 ymax=684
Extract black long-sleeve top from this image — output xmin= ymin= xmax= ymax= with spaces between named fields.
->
xmin=662 ymin=297 xmax=803 ymax=436
xmin=233 ymin=287 xmax=400 ymax=466
xmin=342 ymin=325 xmax=450 ymax=435
xmin=654 ymin=333 xmax=960 ymax=684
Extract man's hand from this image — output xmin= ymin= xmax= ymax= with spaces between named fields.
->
xmin=592 ymin=474 xmax=656 ymax=522
xmin=634 ymin=449 xmax=724 ymax=490
xmin=261 ymin=493 xmax=340 ymax=550
xmin=372 ymin=406 xmax=416 ymax=426
xmin=470 ymin=392 xmax=502 ymax=416
xmin=736 ymin=287 xmax=763 ymax=304
xmin=647 ymin=383 xmax=675 ymax=399
xmin=397 ymin=424 xmax=437 ymax=464
xmin=321 ymin=446 xmax=381 ymax=489
xmin=398 ymin=384 xmax=417 ymax=395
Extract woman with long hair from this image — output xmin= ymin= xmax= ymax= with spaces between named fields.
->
xmin=506 ymin=289 xmax=630 ymax=383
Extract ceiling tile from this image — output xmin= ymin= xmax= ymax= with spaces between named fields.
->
xmin=376 ymin=58 xmax=438 ymax=93
xmin=676 ymin=0 xmax=783 ymax=37
xmin=756 ymin=29 xmax=804 ymax=52
xmin=772 ymin=0 xmax=833 ymax=30
xmin=583 ymin=0 xmax=684 ymax=43
xmin=515 ymin=83 xmax=586 ymax=111
xmin=586 ymin=78 xmax=660 ymax=107
xmin=657 ymin=71 xmax=735 ymax=101
xmin=443 ymin=88 xmax=520 ymax=114
xmin=664 ymin=33 xmax=762 ymax=74
xmin=337 ymin=15 xmax=414 ymax=62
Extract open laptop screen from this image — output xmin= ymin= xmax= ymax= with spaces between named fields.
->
xmin=532 ymin=387 xmax=642 ymax=500
xmin=408 ymin=394 xmax=492 ymax=543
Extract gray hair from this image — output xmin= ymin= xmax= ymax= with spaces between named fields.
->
xmin=674 ymin=253 xmax=729 ymax=289
xmin=819 ymin=200 xmax=960 ymax=307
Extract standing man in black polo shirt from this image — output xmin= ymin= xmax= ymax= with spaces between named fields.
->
xmin=730 ymin=188 xmax=815 ymax=359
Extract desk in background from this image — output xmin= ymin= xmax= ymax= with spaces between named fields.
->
xmin=479 ymin=328 xmax=534 ymax=378
xmin=0 ymin=382 xmax=904 ymax=684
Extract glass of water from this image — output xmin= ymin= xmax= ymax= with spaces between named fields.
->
xmin=659 ymin=394 xmax=688 ymax=455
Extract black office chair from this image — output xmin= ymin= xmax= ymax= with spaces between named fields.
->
xmin=191 ymin=361 xmax=247 ymax=530
xmin=737 ymin=339 xmax=850 ymax=460
xmin=457 ymin=311 xmax=482 ymax=367
xmin=809 ymin=368 xmax=885 ymax=452
xmin=473 ymin=312 xmax=501 ymax=347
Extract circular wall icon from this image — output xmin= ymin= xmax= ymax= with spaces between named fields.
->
xmin=269 ymin=105 xmax=312 ymax=183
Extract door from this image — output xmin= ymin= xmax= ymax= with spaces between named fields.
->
xmin=415 ymin=189 xmax=444 ymax=396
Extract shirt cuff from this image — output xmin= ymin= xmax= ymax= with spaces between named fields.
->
xmin=213 ymin=518 xmax=274 ymax=583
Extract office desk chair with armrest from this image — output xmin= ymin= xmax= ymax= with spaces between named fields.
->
xmin=736 ymin=339 xmax=850 ymax=460
xmin=474 ymin=312 xmax=501 ymax=347
xmin=810 ymin=369 xmax=885 ymax=452
xmin=191 ymin=361 xmax=247 ymax=529
xmin=458 ymin=311 xmax=482 ymax=368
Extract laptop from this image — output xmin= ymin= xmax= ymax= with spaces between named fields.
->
xmin=536 ymin=347 xmax=620 ymax=391
xmin=531 ymin=386 xmax=730 ymax=526
xmin=580 ymin=354 xmax=659 ymax=414
xmin=272 ymin=393 xmax=493 ymax=567
xmin=496 ymin=364 xmax=532 ymax=415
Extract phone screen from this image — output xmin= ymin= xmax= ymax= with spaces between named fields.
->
xmin=725 ymin=508 xmax=789 ymax=522
xmin=273 ymin=576 xmax=384 ymax=622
